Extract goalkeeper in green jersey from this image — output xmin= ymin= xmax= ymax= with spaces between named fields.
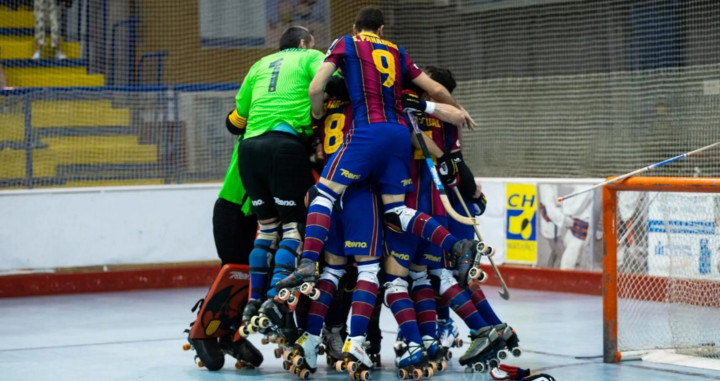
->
xmin=231 ymin=26 xmax=324 ymax=341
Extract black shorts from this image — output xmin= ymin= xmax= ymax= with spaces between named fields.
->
xmin=237 ymin=131 xmax=314 ymax=223
xmin=212 ymin=198 xmax=258 ymax=265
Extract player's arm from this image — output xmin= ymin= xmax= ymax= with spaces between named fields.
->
xmin=225 ymin=109 xmax=246 ymax=135
xmin=309 ymin=62 xmax=336 ymax=119
xmin=411 ymin=132 xmax=444 ymax=158
xmin=411 ymin=72 xmax=476 ymax=129
xmin=402 ymin=91 xmax=467 ymax=128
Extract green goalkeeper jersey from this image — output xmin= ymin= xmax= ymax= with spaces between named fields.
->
xmin=235 ymin=48 xmax=325 ymax=141
xmin=218 ymin=139 xmax=253 ymax=216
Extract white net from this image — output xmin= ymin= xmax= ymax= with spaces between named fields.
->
xmin=1 ymin=0 xmax=720 ymax=190
xmin=615 ymin=189 xmax=720 ymax=360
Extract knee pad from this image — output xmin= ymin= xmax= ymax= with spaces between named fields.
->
xmin=249 ymin=246 xmax=272 ymax=270
xmin=306 ymin=185 xmax=336 ymax=210
xmin=257 ymin=221 xmax=281 ymax=244
xmin=409 ymin=270 xmax=431 ymax=290
xmin=383 ymin=206 xmax=415 ymax=233
xmin=383 ymin=277 xmax=409 ymax=306
xmin=357 ymin=261 xmax=381 ymax=287
xmin=436 ymin=268 xmax=458 ymax=295
xmin=281 ymin=222 xmax=303 ymax=241
xmin=319 ymin=265 xmax=346 ymax=288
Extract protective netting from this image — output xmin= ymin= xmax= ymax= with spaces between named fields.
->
xmin=615 ymin=190 xmax=720 ymax=360
xmin=1 ymin=1 xmax=720 ymax=189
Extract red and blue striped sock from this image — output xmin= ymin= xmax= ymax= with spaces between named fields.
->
xmin=385 ymin=274 xmax=422 ymax=344
xmin=301 ymin=183 xmax=339 ymax=262
xmin=470 ymin=286 xmax=502 ymax=325
xmin=441 ymin=284 xmax=487 ymax=331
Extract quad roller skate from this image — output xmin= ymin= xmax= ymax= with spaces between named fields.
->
xmin=453 ymin=240 xmax=492 ymax=287
xmin=423 ymin=336 xmax=447 ymax=373
xmin=320 ymin=325 xmax=346 ymax=367
xmin=275 ymin=258 xmax=321 ymax=304
xmin=254 ymin=299 xmax=300 ymax=346
xmin=437 ymin=318 xmax=462 ymax=360
xmin=459 ymin=325 xmax=504 ymax=373
xmin=395 ymin=342 xmax=431 ymax=380
xmin=495 ymin=323 xmax=522 ymax=360
xmin=285 ymin=332 xmax=321 ymax=379
xmin=335 ymin=336 xmax=374 ymax=381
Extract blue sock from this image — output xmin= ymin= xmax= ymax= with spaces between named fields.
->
xmin=268 ymin=238 xmax=300 ymax=298
xmin=248 ymin=239 xmax=272 ymax=300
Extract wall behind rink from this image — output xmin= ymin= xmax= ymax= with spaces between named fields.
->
xmin=0 ymin=184 xmax=220 ymax=273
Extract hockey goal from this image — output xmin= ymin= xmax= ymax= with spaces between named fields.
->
xmin=602 ymin=177 xmax=720 ymax=368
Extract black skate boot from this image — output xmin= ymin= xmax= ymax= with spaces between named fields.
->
xmin=459 ymin=325 xmax=504 ymax=373
xmin=451 ymin=240 xmax=493 ymax=287
xmin=242 ymin=299 xmax=263 ymax=334
xmin=321 ymin=324 xmax=346 ymax=367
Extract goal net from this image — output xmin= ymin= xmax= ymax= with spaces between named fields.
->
xmin=603 ymin=177 xmax=720 ymax=369
xmin=1 ymin=0 xmax=720 ymax=190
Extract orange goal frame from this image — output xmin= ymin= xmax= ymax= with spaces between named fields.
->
xmin=602 ymin=176 xmax=720 ymax=363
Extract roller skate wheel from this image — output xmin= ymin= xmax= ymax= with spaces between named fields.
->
xmin=346 ymin=361 xmax=357 ymax=373
xmin=444 ymin=350 xmax=452 ymax=360
xmin=318 ymin=345 xmax=325 ymax=355
xmin=274 ymin=347 xmax=284 ymax=359
xmin=397 ymin=369 xmax=409 ymax=379
xmin=261 ymin=337 xmax=270 ymax=345
xmin=360 ymin=370 xmax=371 ymax=381
xmin=412 ymin=368 xmax=423 ymax=380
xmin=425 ymin=367 xmax=434 ymax=378
xmin=283 ymin=362 xmax=291 ymax=370
xmin=454 ymin=338 xmax=463 ymax=347
xmin=299 ymin=368 xmax=311 ymax=379
xmin=288 ymin=295 xmax=299 ymax=306
xmin=429 ymin=362 xmax=437 ymax=371
xmin=182 ymin=343 xmax=191 ymax=351
xmin=299 ymin=283 xmax=312 ymax=294
xmin=278 ymin=288 xmax=291 ymax=301
xmin=488 ymin=358 xmax=500 ymax=369
xmin=289 ymin=364 xmax=296 ymax=373
xmin=512 ymin=347 xmax=522 ymax=357
xmin=250 ymin=316 xmax=260 ymax=327
xmin=497 ymin=349 xmax=509 ymax=360
xmin=439 ymin=361 xmax=447 ymax=372
xmin=293 ymin=355 xmax=304 ymax=367
xmin=277 ymin=337 xmax=286 ymax=345
xmin=335 ymin=360 xmax=345 ymax=372
xmin=235 ymin=361 xmax=243 ymax=369
xmin=473 ymin=362 xmax=486 ymax=372
xmin=469 ymin=267 xmax=482 ymax=280
xmin=309 ymin=288 xmax=321 ymax=300
xmin=258 ymin=317 xmax=271 ymax=329
xmin=240 ymin=325 xmax=254 ymax=337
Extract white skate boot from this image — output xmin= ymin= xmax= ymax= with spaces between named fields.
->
xmin=287 ymin=332 xmax=321 ymax=379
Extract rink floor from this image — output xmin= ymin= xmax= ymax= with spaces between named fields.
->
xmin=1 ymin=285 xmax=718 ymax=381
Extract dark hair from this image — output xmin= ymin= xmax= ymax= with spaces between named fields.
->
xmin=279 ymin=26 xmax=313 ymax=50
xmin=425 ymin=66 xmax=456 ymax=93
xmin=355 ymin=7 xmax=384 ymax=32
xmin=325 ymin=75 xmax=349 ymax=102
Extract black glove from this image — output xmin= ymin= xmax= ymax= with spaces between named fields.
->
xmin=472 ymin=193 xmax=487 ymax=216
xmin=437 ymin=154 xmax=459 ymax=188
xmin=401 ymin=90 xmax=427 ymax=112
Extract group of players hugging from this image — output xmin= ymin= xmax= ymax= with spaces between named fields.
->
xmin=183 ymin=7 xmax=535 ymax=381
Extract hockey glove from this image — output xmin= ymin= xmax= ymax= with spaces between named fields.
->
xmin=437 ymin=154 xmax=459 ymax=188
xmin=472 ymin=193 xmax=487 ymax=216
xmin=401 ymin=90 xmax=427 ymax=112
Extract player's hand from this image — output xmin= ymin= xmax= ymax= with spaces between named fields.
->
xmin=437 ymin=154 xmax=459 ymax=188
xmin=401 ymin=90 xmax=427 ymax=112
xmin=459 ymin=106 xmax=476 ymax=130
xmin=472 ymin=193 xmax=487 ymax=216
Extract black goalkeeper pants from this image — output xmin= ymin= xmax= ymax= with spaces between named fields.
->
xmin=212 ymin=198 xmax=258 ymax=265
xmin=237 ymin=131 xmax=314 ymax=223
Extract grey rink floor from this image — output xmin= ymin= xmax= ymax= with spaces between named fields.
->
xmin=1 ymin=286 xmax=718 ymax=381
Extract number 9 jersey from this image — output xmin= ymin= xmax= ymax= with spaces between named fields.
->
xmin=324 ymin=32 xmax=423 ymax=129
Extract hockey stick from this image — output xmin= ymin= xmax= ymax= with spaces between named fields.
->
xmin=404 ymin=109 xmax=475 ymax=226
xmin=450 ymin=186 xmax=511 ymax=300
xmin=557 ymin=141 xmax=720 ymax=203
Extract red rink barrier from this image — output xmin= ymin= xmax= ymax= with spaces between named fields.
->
xmin=0 ymin=263 xmax=599 ymax=298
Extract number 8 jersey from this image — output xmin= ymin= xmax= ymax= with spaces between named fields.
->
xmin=324 ymin=32 xmax=423 ymax=128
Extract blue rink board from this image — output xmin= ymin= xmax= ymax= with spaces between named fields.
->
xmin=0 ymin=286 xmax=718 ymax=380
